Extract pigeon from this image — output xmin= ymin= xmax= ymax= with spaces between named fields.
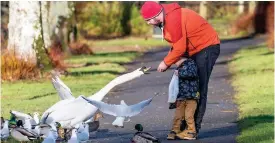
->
xmin=77 ymin=123 xmax=89 ymax=142
xmin=68 ymin=128 xmax=79 ymax=143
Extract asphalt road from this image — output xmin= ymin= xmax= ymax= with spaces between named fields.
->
xmin=89 ymin=36 xmax=265 ymax=143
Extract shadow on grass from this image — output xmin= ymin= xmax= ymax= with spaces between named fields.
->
xmin=69 ymin=62 xmax=125 ymax=68
xmin=221 ymin=33 xmax=257 ymax=44
xmin=67 ymin=51 xmax=140 ymax=67
xmin=216 ymin=57 xmax=242 ymax=65
xmin=69 ymin=70 xmax=121 ymax=77
xmin=260 ymin=51 xmax=274 ymax=56
xmin=28 ymin=92 xmax=55 ymax=100
xmin=237 ymin=115 xmax=274 ymax=131
xmin=93 ymin=51 xmax=138 ymax=57
xmin=237 ymin=115 xmax=274 ymax=143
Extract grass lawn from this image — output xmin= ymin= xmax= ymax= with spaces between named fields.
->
xmin=229 ymin=44 xmax=274 ymax=143
xmin=89 ymin=37 xmax=169 ymax=53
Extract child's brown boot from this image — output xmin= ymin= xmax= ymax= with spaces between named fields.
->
xmin=167 ymin=131 xmax=177 ymax=140
xmin=176 ymin=131 xmax=197 ymax=140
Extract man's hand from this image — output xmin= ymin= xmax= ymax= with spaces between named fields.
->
xmin=157 ymin=61 xmax=168 ymax=72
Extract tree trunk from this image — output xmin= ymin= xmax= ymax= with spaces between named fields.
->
xmin=199 ymin=1 xmax=207 ymax=19
xmin=238 ymin=1 xmax=244 ymax=14
xmin=48 ymin=1 xmax=72 ymax=53
xmin=40 ymin=1 xmax=51 ymax=49
xmin=7 ymin=1 xmax=40 ymax=62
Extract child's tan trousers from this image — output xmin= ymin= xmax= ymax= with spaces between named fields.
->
xmin=171 ymin=99 xmax=197 ymax=133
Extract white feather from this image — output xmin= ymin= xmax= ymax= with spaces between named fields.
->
xmin=51 ymin=74 xmax=74 ymax=100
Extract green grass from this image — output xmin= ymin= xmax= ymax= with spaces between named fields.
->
xmin=93 ymin=37 xmax=168 ymax=48
xmin=1 ymin=51 xmax=140 ymax=119
xmin=229 ymin=44 xmax=274 ymax=143
xmin=65 ymin=51 xmax=140 ymax=65
xmin=89 ymin=37 xmax=169 ymax=53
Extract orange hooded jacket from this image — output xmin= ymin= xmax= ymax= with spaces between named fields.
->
xmin=161 ymin=3 xmax=220 ymax=66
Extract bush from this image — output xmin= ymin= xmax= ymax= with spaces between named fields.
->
xmin=75 ymin=2 xmax=151 ymax=39
xmin=130 ymin=4 xmax=152 ymax=36
xmin=48 ymin=40 xmax=67 ymax=73
xmin=231 ymin=12 xmax=254 ymax=35
xmin=1 ymin=50 xmax=41 ymax=81
xmin=69 ymin=42 xmax=94 ymax=55
xmin=76 ymin=2 xmax=124 ymax=38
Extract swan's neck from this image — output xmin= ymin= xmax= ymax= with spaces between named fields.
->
xmin=88 ymin=70 xmax=143 ymax=101
xmin=88 ymin=80 xmax=116 ymax=101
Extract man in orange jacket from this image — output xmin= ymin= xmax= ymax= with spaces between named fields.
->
xmin=140 ymin=1 xmax=220 ymax=139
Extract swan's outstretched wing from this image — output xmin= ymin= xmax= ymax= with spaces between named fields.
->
xmin=82 ymin=96 xmax=153 ymax=117
xmin=81 ymin=96 xmax=120 ymax=116
xmin=125 ymin=98 xmax=153 ymax=117
xmin=51 ymin=74 xmax=74 ymax=100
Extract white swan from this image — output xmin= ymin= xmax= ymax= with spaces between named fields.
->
xmin=81 ymin=96 xmax=154 ymax=128
xmin=41 ymin=67 xmax=150 ymax=129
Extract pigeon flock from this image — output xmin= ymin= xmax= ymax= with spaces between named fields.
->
xmin=1 ymin=67 xmax=155 ymax=142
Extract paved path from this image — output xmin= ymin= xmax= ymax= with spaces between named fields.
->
xmin=90 ymin=36 xmax=265 ymax=143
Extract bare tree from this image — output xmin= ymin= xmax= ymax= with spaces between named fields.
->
xmin=8 ymin=1 xmax=41 ymax=63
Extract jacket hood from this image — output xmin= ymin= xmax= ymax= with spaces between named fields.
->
xmin=161 ymin=3 xmax=181 ymax=16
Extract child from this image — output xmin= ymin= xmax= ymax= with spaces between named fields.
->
xmin=167 ymin=58 xmax=199 ymax=140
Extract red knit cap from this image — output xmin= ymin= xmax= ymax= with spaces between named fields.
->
xmin=140 ymin=1 xmax=163 ymax=20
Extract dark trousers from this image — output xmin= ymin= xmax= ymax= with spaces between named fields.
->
xmin=190 ymin=44 xmax=220 ymax=131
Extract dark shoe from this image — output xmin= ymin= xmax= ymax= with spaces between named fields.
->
xmin=167 ymin=131 xmax=177 ymax=140
xmin=169 ymin=103 xmax=177 ymax=109
xmin=195 ymin=128 xmax=199 ymax=139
